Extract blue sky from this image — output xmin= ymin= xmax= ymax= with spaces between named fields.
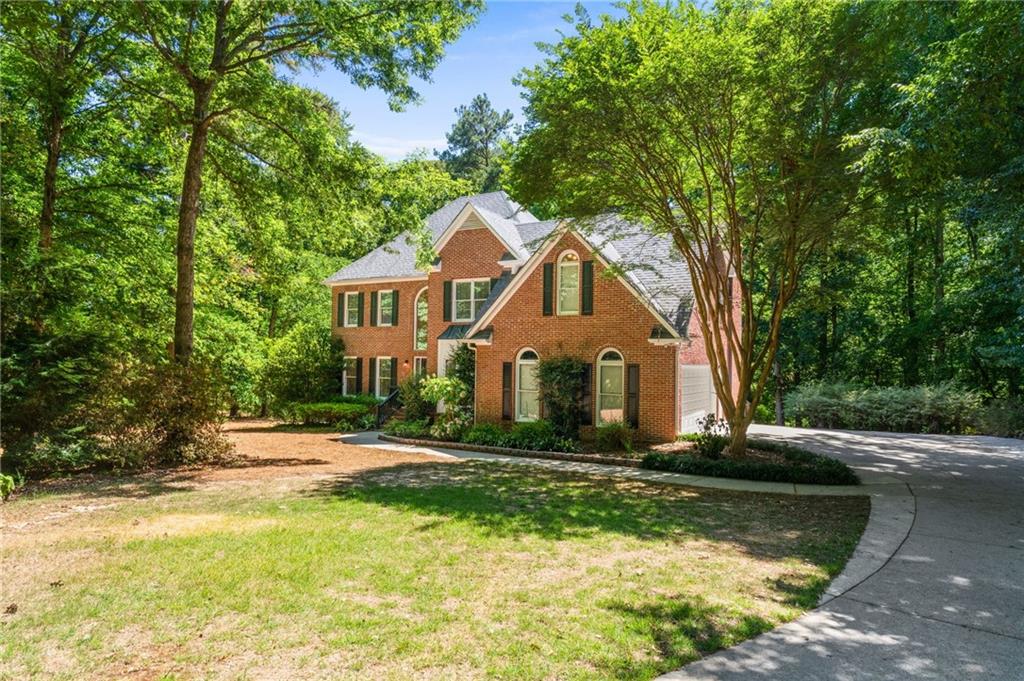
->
xmin=295 ymin=1 xmax=618 ymax=160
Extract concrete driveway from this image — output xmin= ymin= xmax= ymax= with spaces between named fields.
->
xmin=662 ymin=426 xmax=1024 ymax=681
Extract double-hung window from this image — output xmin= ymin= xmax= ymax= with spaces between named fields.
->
xmin=557 ymin=251 xmax=580 ymax=315
xmin=597 ymin=349 xmax=625 ymax=424
xmin=342 ymin=357 xmax=357 ymax=395
xmin=413 ymin=357 xmax=428 ymax=376
xmin=377 ymin=290 xmax=395 ymax=325
xmin=516 ymin=349 xmax=540 ymax=422
xmin=343 ymin=292 xmax=360 ymax=327
xmin=453 ymin=279 xmax=491 ymax=322
xmin=376 ymin=357 xmax=395 ymax=397
xmin=414 ymin=288 xmax=428 ymax=350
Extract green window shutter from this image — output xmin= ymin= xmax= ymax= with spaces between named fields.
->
xmin=369 ymin=291 xmax=378 ymax=327
xmin=542 ymin=263 xmax=553 ymax=316
xmin=357 ymin=292 xmax=364 ymax=326
xmin=502 ymin=362 xmax=513 ymax=420
xmin=355 ymin=358 xmax=363 ymax=394
xmin=579 ymin=363 xmax=593 ymax=426
xmin=391 ymin=290 xmax=399 ymax=326
xmin=626 ymin=364 xmax=640 ymax=429
xmin=336 ymin=293 xmax=344 ymax=327
xmin=368 ymin=357 xmax=377 ymax=395
xmin=581 ymin=261 xmax=594 ymax=316
xmin=443 ymin=281 xmax=452 ymax=322
xmin=391 ymin=357 xmax=398 ymax=391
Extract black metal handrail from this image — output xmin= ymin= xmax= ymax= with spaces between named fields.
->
xmin=375 ymin=388 xmax=402 ymax=427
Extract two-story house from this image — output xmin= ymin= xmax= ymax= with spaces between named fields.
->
xmin=324 ymin=191 xmax=736 ymax=442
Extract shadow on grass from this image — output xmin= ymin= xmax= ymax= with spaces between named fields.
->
xmin=312 ymin=460 xmax=867 ymax=565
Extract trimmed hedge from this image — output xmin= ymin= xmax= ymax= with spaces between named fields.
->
xmin=383 ymin=419 xmax=430 ymax=438
xmin=786 ymin=381 xmax=981 ymax=434
xmin=460 ymin=420 xmax=579 ymax=453
xmin=642 ymin=438 xmax=859 ymax=485
xmin=284 ymin=396 xmax=378 ymax=425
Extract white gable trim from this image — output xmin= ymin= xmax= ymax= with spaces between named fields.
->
xmin=433 ymin=202 xmax=518 ymax=257
xmin=468 ymin=227 xmax=681 ymax=339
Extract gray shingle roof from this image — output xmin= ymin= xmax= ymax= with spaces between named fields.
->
xmin=323 ymin=191 xmax=537 ymax=283
xmin=324 ymin=192 xmax=693 ymax=336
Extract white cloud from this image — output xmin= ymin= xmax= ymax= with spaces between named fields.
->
xmin=354 ymin=131 xmax=446 ymax=161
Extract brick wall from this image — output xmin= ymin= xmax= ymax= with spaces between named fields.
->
xmin=474 ymin=232 xmax=679 ymax=442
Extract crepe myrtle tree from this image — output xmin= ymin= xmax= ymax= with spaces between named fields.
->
xmin=122 ymin=0 xmax=482 ymax=366
xmin=509 ymin=0 xmax=894 ymax=453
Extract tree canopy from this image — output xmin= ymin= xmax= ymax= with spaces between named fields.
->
xmin=437 ymin=93 xmax=513 ymax=192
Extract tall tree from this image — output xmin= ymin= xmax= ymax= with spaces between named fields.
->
xmin=437 ymin=93 xmax=513 ymax=191
xmin=123 ymin=0 xmax=481 ymax=365
xmin=509 ymin=0 xmax=895 ymax=453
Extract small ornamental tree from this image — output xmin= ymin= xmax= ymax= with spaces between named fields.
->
xmin=536 ymin=356 xmax=585 ymax=439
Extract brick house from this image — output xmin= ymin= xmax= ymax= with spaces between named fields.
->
xmin=324 ymin=191 xmax=737 ymax=442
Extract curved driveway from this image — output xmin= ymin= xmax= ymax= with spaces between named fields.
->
xmin=662 ymin=426 xmax=1024 ymax=681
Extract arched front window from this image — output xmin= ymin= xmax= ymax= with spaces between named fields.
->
xmin=414 ymin=287 xmax=428 ymax=351
xmin=516 ymin=349 xmax=540 ymax=422
xmin=597 ymin=349 xmax=624 ymax=424
xmin=557 ymin=250 xmax=580 ymax=315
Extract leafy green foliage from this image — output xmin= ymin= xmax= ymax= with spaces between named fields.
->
xmin=536 ymin=355 xmax=585 ymax=439
xmin=447 ymin=343 xmax=476 ymax=411
xmin=692 ymin=415 xmax=730 ymax=460
xmin=437 ymin=94 xmax=514 ymax=191
xmin=785 ymin=382 xmax=982 ymax=434
xmin=977 ymin=400 xmax=1024 ymax=439
xmin=285 ymin=401 xmax=376 ymax=427
xmin=383 ymin=419 xmax=431 ymax=438
xmin=459 ymin=420 xmax=578 ymax=453
xmin=594 ymin=421 xmax=635 ymax=453
xmin=0 ymin=473 xmax=15 ymax=500
xmin=398 ymin=373 xmax=436 ymax=423
xmin=643 ymin=443 xmax=859 ymax=486
xmin=261 ymin=323 xmax=346 ymax=414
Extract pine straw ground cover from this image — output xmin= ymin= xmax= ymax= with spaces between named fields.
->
xmin=1 ymin=421 xmax=867 ymax=680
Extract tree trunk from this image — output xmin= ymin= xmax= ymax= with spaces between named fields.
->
xmin=934 ymin=209 xmax=945 ymax=365
xmin=774 ymin=358 xmax=785 ymax=426
xmin=904 ymin=208 xmax=919 ymax=385
xmin=39 ymin=109 xmax=63 ymax=251
xmin=173 ymin=87 xmax=213 ymax=366
xmin=728 ymin=409 xmax=749 ymax=454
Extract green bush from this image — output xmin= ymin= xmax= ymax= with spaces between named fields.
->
xmin=506 ymin=420 xmax=579 ymax=453
xmin=398 ymin=374 xmax=436 ymax=422
xmin=978 ymin=399 xmax=1024 ymax=438
xmin=430 ymin=409 xmax=472 ymax=441
xmin=786 ymin=381 xmax=983 ymax=434
xmin=537 ymin=355 xmax=585 ymax=439
xmin=448 ymin=344 xmax=476 ymax=413
xmin=461 ymin=422 xmax=509 ymax=447
xmin=643 ymin=439 xmax=859 ymax=486
xmin=260 ymin=323 xmax=346 ymax=415
xmin=384 ymin=419 xmax=430 ymax=438
xmin=693 ymin=414 xmax=730 ymax=459
xmin=595 ymin=421 xmax=635 ymax=452
xmin=420 ymin=376 xmax=472 ymax=441
xmin=290 ymin=400 xmax=375 ymax=426
xmin=1 ymin=473 xmax=17 ymax=500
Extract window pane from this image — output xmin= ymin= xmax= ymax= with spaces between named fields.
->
xmin=455 ymin=300 xmax=472 ymax=320
xmin=379 ymin=292 xmax=393 ymax=324
xmin=518 ymin=363 xmax=538 ymax=391
xmin=415 ymin=296 xmax=428 ymax=350
xmin=455 ymin=281 xmax=472 ymax=301
xmin=600 ymin=365 xmax=623 ymax=394
xmin=518 ymin=391 xmax=539 ymax=420
xmin=597 ymin=394 xmax=624 ymax=423
xmin=473 ymin=280 xmax=491 ymax=299
xmin=346 ymin=295 xmax=359 ymax=323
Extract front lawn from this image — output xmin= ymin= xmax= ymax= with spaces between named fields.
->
xmin=2 ymin=438 xmax=867 ymax=679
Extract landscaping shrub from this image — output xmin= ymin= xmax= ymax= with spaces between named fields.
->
xmin=643 ymin=439 xmax=859 ymax=486
xmin=448 ymin=343 xmax=476 ymax=412
xmin=692 ymin=414 xmax=730 ymax=459
xmin=786 ymin=381 xmax=983 ymax=434
xmin=398 ymin=373 xmax=436 ymax=422
xmin=595 ymin=420 xmax=634 ymax=452
xmin=506 ymin=420 xmax=579 ymax=453
xmin=536 ymin=355 xmax=585 ymax=438
xmin=0 ymin=473 xmax=17 ymax=500
xmin=978 ymin=398 xmax=1024 ymax=438
xmin=260 ymin=323 xmax=346 ymax=415
xmin=384 ymin=419 xmax=430 ymax=438
xmin=421 ymin=375 xmax=472 ymax=441
xmin=461 ymin=422 xmax=509 ymax=447
xmin=289 ymin=400 xmax=375 ymax=426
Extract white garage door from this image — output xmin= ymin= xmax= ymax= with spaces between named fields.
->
xmin=680 ymin=365 xmax=718 ymax=433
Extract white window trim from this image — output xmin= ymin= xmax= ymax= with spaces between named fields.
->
xmin=452 ymin=277 xmax=491 ymax=323
xmin=376 ymin=289 xmax=395 ymax=326
xmin=556 ymin=249 xmax=581 ymax=316
xmin=515 ymin=348 xmax=540 ymax=423
xmin=343 ymin=292 xmax=359 ymax=327
xmin=413 ymin=286 xmax=428 ymax=351
xmin=342 ymin=356 xmax=357 ymax=396
xmin=375 ymin=356 xmax=394 ymax=397
xmin=413 ymin=356 xmax=428 ymax=376
xmin=596 ymin=348 xmax=625 ymax=426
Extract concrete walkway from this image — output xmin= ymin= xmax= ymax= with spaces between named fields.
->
xmin=343 ymin=427 xmax=1024 ymax=680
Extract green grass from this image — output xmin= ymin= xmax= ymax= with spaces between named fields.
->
xmin=2 ymin=462 xmax=867 ymax=679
